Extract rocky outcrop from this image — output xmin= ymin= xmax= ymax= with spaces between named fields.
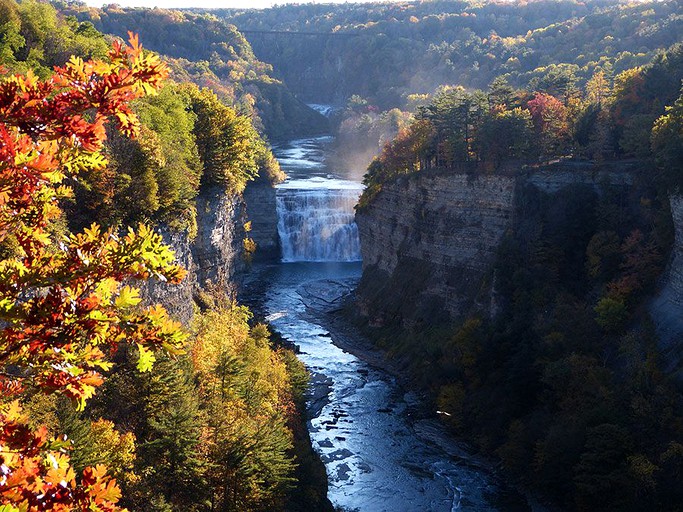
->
xmin=193 ymin=186 xmax=247 ymax=287
xmin=141 ymin=186 xmax=247 ymax=323
xmin=651 ymin=194 xmax=683 ymax=373
xmin=356 ymin=172 xmax=516 ymax=327
xmin=243 ymin=177 xmax=280 ymax=261
xmin=356 ymin=166 xmax=636 ymax=328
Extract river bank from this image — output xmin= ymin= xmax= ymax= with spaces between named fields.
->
xmin=297 ymin=276 xmax=542 ymax=512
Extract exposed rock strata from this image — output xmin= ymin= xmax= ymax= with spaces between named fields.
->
xmin=356 ymin=167 xmax=637 ymax=328
xmin=356 ymin=172 xmax=516 ymax=327
xmin=141 ymin=186 xmax=247 ymax=323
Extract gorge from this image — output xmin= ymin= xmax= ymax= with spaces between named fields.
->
xmin=3 ymin=2 xmax=683 ymax=511
xmin=247 ymin=135 xmax=530 ymax=512
xmin=140 ymin=124 xmax=683 ymax=512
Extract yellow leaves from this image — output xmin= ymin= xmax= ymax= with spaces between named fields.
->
xmin=0 ymin=34 xmax=182 ymax=512
xmin=17 ymin=69 xmax=38 ymax=91
xmin=30 ymin=229 xmax=52 ymax=246
xmin=135 ymin=343 xmax=156 ymax=372
xmin=115 ymin=286 xmax=141 ymax=309
xmin=89 ymin=419 xmax=137 ymax=484
xmin=94 ymin=278 xmax=118 ymax=304
xmin=65 ymin=55 xmax=87 ymax=80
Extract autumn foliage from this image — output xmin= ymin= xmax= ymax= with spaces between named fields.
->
xmin=0 ymin=34 xmax=186 ymax=511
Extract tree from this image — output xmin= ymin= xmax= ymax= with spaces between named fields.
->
xmin=185 ymin=85 xmax=262 ymax=192
xmin=527 ymin=92 xmax=570 ymax=158
xmin=651 ymin=87 xmax=683 ymax=190
xmin=585 ymin=70 xmax=611 ymax=108
xmin=476 ymin=106 xmax=533 ymax=166
xmin=192 ymin=305 xmax=296 ymax=511
xmin=421 ymin=86 xmax=488 ymax=165
xmin=0 ymin=34 xmax=186 ymax=511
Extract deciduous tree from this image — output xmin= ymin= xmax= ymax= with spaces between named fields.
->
xmin=0 ymin=33 xmax=185 ymax=511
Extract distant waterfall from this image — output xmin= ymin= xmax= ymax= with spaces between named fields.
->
xmin=307 ymin=103 xmax=341 ymax=118
xmin=276 ymin=183 xmax=362 ymax=262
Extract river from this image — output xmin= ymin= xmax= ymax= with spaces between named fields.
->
xmin=246 ymin=134 xmax=531 ymax=512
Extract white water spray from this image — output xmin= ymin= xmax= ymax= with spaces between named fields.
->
xmin=276 ymin=178 xmax=363 ymax=262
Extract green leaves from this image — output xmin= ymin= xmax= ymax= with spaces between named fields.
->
xmin=136 ymin=343 xmax=156 ymax=372
xmin=0 ymin=34 xmax=179 ymax=512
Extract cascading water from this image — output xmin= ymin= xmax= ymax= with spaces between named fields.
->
xmin=276 ymin=178 xmax=363 ymax=262
xmin=251 ymin=134 xmax=526 ymax=511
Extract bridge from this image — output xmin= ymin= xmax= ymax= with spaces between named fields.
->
xmin=239 ymin=29 xmax=360 ymax=38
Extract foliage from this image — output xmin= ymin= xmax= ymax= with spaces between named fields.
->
xmin=0 ymin=34 xmax=186 ymax=511
xmin=184 ymin=85 xmax=262 ymax=192
xmin=215 ymin=0 xmax=682 ymax=109
xmin=60 ymin=4 xmax=328 ymax=140
xmin=0 ymin=0 xmax=108 ymax=77
xmin=191 ymin=304 xmax=297 ymax=511
xmin=0 ymin=32 xmax=188 ymax=510
xmin=358 ymin=43 xmax=683 ymax=209
xmin=652 ymin=86 xmax=683 ymax=191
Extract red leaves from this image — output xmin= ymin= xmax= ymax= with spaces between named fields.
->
xmin=0 ymin=35 xmax=179 ymax=512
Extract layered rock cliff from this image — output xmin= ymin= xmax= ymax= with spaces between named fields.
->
xmin=355 ymin=166 xmax=636 ymax=328
xmin=651 ymin=194 xmax=683 ymax=373
xmin=141 ymin=186 xmax=248 ymax=323
xmin=356 ymin=172 xmax=515 ymax=327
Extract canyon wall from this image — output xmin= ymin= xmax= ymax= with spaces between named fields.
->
xmin=243 ymin=177 xmax=280 ymax=262
xmin=141 ymin=186 xmax=248 ymax=323
xmin=355 ymin=166 xmax=636 ymax=328
xmin=356 ymin=172 xmax=515 ymax=328
xmin=651 ymin=194 xmax=683 ymax=374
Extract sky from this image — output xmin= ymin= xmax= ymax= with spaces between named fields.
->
xmin=87 ymin=0 xmax=388 ymax=9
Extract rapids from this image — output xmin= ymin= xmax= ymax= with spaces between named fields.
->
xmin=245 ymin=135 xmax=531 ymax=512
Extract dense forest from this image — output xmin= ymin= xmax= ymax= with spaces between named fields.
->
xmin=58 ymin=2 xmax=329 ymax=140
xmin=215 ymin=0 xmax=683 ymax=172
xmin=2 ymin=0 xmax=683 ymax=511
xmin=0 ymin=1 xmax=331 ymax=511
xmin=359 ymin=43 xmax=683 ymax=205
xmin=216 ymin=0 xmax=682 ymax=107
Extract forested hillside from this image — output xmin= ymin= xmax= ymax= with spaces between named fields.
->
xmin=0 ymin=2 xmax=332 ymax=510
xmin=60 ymin=3 xmax=328 ymax=140
xmin=359 ymin=43 xmax=683 ymax=205
xmin=216 ymin=0 xmax=682 ymax=108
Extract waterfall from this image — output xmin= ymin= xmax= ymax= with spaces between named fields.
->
xmin=307 ymin=103 xmax=341 ymax=118
xmin=276 ymin=182 xmax=362 ymax=262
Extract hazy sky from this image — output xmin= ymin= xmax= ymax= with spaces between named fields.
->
xmin=87 ymin=0 xmax=388 ymax=9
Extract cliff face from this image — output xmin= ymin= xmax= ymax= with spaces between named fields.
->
xmin=243 ymin=177 xmax=280 ymax=262
xmin=651 ymin=194 xmax=683 ymax=371
xmin=193 ymin=186 xmax=247 ymax=287
xmin=356 ymin=173 xmax=516 ymax=327
xmin=141 ymin=186 xmax=247 ymax=323
xmin=356 ymin=167 xmax=635 ymax=328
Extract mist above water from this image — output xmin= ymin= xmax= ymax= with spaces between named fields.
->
xmin=273 ymin=136 xmax=364 ymax=263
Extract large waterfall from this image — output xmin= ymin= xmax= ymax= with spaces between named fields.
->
xmin=276 ymin=178 xmax=363 ymax=262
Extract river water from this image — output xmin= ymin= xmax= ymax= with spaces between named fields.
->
xmin=247 ymin=135 xmax=530 ymax=512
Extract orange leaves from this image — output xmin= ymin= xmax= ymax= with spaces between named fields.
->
xmin=0 ymin=34 xmax=180 ymax=512
xmin=1 ymin=403 xmax=124 ymax=512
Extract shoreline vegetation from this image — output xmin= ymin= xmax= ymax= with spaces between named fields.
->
xmin=2 ymin=0 xmax=682 ymax=510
